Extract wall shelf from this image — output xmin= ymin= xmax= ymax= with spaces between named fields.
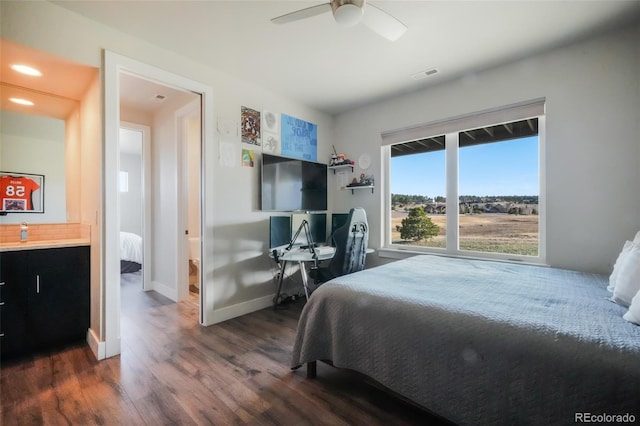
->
xmin=345 ymin=185 xmax=374 ymax=194
xmin=328 ymin=164 xmax=354 ymax=174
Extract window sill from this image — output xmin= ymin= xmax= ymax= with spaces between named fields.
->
xmin=378 ymin=247 xmax=549 ymax=267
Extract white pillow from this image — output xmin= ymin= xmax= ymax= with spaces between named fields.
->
xmin=611 ymin=242 xmax=640 ymax=307
xmin=608 ymin=240 xmax=633 ymax=292
xmin=623 ymin=289 xmax=640 ymax=325
xmin=634 ymin=230 xmax=640 ymax=244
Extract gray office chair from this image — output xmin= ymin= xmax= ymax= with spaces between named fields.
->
xmin=312 ymin=207 xmax=369 ymax=284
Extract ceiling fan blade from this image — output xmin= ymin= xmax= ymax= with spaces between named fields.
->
xmin=361 ymin=3 xmax=407 ymax=41
xmin=271 ymin=3 xmax=332 ymax=25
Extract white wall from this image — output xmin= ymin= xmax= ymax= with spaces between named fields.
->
xmin=187 ymin=114 xmax=201 ymax=239
xmin=78 ymin=75 xmax=102 ymax=343
xmin=1 ymin=0 xmax=334 ymax=340
xmin=0 ymin=110 xmax=66 ymax=223
xmin=334 ymin=24 xmax=640 ymax=274
xmin=66 ymin=106 xmax=82 ymax=223
xmin=150 ymin=93 xmax=198 ymax=299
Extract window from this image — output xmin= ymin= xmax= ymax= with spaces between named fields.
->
xmin=383 ymin=100 xmax=545 ymax=263
xmin=391 ymin=136 xmax=446 ymax=249
xmin=119 ymin=170 xmax=129 ymax=192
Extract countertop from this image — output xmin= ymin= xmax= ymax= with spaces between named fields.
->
xmin=0 ymin=238 xmax=90 ymax=252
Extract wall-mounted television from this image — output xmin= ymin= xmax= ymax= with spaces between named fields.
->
xmin=261 ymin=153 xmax=327 ymax=212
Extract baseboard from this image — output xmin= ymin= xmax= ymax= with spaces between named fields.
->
xmin=152 ymin=279 xmax=178 ymax=301
xmin=86 ymin=328 xmax=106 ymax=360
xmin=208 ymin=294 xmax=273 ymax=325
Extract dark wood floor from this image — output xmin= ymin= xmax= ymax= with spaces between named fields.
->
xmin=1 ymin=278 xmax=450 ymax=425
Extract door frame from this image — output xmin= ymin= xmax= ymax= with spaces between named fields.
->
xmin=102 ymin=51 xmax=213 ymax=359
xmin=176 ymin=100 xmax=202 ymax=303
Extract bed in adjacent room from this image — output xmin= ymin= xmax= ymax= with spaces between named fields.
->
xmin=120 ymin=231 xmax=143 ymax=273
xmin=291 ymin=254 xmax=640 ymax=425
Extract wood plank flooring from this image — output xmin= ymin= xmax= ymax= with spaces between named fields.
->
xmin=1 ymin=279 xmax=451 ymax=425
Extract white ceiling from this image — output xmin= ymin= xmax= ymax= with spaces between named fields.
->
xmin=48 ymin=1 xmax=640 ymax=115
xmin=120 ymin=72 xmax=198 ymax=114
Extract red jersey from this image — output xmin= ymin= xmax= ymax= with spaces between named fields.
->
xmin=1 ymin=175 xmax=41 ymax=211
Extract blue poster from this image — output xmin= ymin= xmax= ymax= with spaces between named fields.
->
xmin=281 ymin=113 xmax=318 ymax=161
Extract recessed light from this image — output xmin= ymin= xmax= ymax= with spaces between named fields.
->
xmin=10 ymin=64 xmax=42 ymax=77
xmin=9 ymin=97 xmax=34 ymax=106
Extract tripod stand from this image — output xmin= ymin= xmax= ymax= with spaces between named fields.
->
xmin=286 ymin=219 xmax=317 ymax=263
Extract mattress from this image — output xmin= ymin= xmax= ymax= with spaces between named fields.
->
xmin=120 ymin=231 xmax=142 ymax=264
xmin=291 ymin=255 xmax=640 ymax=425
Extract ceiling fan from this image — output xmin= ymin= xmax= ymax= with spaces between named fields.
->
xmin=271 ymin=0 xmax=407 ymax=41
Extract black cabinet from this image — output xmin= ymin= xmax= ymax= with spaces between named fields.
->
xmin=0 ymin=251 xmax=28 ymax=358
xmin=0 ymin=246 xmax=90 ymax=360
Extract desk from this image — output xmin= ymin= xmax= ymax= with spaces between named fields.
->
xmin=272 ymin=245 xmax=335 ymax=308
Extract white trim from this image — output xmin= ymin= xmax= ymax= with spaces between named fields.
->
xmin=377 ymin=247 xmax=550 ymax=268
xmin=537 ymin=115 xmax=547 ymax=264
xmin=382 ymin=100 xmax=546 ymax=264
xmin=175 ymin=101 xmax=201 ymax=303
xmin=445 ymin=132 xmax=459 ymax=254
xmin=209 ymin=295 xmax=273 ymax=325
xmin=104 ymin=50 xmax=214 ymax=358
xmin=381 ymin=145 xmax=392 ymax=248
xmin=86 ymin=327 xmax=106 ymax=360
xmin=151 ymin=279 xmax=178 ymax=301
xmin=104 ymin=51 xmax=121 ymax=359
xmin=200 ymin=81 xmax=214 ymax=326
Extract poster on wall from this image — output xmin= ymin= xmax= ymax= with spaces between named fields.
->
xmin=262 ymin=110 xmax=279 ymax=133
xmin=241 ymin=106 xmax=261 ymax=146
xmin=241 ymin=149 xmax=255 ymax=168
xmin=219 ymin=141 xmax=238 ymax=167
xmin=0 ymin=171 xmax=45 ymax=213
xmin=262 ymin=131 xmax=280 ymax=155
xmin=281 ymin=113 xmax=317 ymax=161
xmin=261 ymin=109 xmax=280 ymax=154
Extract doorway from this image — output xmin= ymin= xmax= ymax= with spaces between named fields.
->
xmin=118 ymin=123 xmax=151 ymax=292
xmin=103 ymin=52 xmax=213 ymax=359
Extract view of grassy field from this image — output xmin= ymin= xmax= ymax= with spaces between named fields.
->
xmin=391 ymin=211 xmax=539 ymax=256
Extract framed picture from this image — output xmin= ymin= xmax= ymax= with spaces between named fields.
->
xmin=0 ymin=171 xmax=45 ymax=213
xmin=241 ymin=106 xmax=261 ymax=146
xmin=281 ymin=113 xmax=318 ymax=161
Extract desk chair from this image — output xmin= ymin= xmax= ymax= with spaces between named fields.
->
xmin=312 ymin=207 xmax=369 ymax=284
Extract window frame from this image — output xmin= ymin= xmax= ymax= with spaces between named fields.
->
xmin=381 ymin=100 xmax=546 ymax=265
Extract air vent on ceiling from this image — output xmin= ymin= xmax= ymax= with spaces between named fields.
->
xmin=411 ymin=68 xmax=439 ymax=80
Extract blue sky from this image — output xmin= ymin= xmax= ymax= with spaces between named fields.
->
xmin=391 ymin=136 xmax=538 ymax=197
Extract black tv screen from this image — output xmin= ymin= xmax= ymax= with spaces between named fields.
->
xmin=261 ymin=153 xmax=327 ymax=212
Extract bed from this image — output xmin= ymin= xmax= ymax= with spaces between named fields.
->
xmin=120 ymin=231 xmax=143 ymax=273
xmin=291 ymin=255 xmax=640 ymax=425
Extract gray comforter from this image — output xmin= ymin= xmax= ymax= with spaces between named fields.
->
xmin=291 ymin=255 xmax=640 ymax=425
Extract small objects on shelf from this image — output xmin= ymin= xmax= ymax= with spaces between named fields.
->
xmin=330 ymin=153 xmax=354 ymax=167
xmin=346 ymin=173 xmax=374 ymax=187
xmin=329 ymin=145 xmax=354 ymax=167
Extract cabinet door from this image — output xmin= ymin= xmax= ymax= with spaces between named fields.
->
xmin=26 ymin=247 xmax=90 ymax=352
xmin=0 ymin=251 xmax=28 ymax=359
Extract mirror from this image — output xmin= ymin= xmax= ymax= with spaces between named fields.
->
xmin=0 ymin=39 xmax=97 ymax=224
xmin=1 ymin=110 xmax=66 ymax=223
